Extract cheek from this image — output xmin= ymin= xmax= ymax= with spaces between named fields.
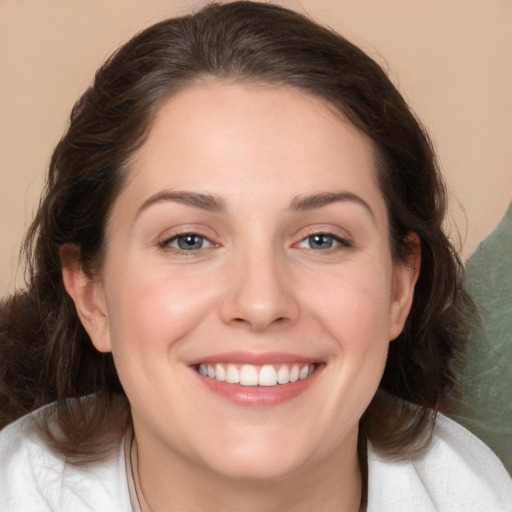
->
xmin=101 ymin=264 xmax=222 ymax=416
xmin=308 ymin=261 xmax=394 ymax=346
xmin=294 ymin=262 xmax=393 ymax=452
xmin=307 ymin=260 xmax=392 ymax=396
xmin=321 ymin=280 xmax=391 ymax=383
xmin=103 ymin=263 xmax=219 ymax=355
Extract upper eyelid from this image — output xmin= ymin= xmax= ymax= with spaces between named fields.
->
xmin=155 ymin=224 xmax=354 ymax=247
xmin=158 ymin=233 xmax=217 ymax=256
xmin=292 ymin=224 xmax=352 ymax=241
xmin=296 ymin=233 xmax=352 ymax=247
xmin=157 ymin=224 xmax=219 ymax=242
xmin=160 ymin=232 xmax=214 ymax=246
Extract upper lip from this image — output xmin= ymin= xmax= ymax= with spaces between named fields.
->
xmin=187 ymin=351 xmax=321 ymax=366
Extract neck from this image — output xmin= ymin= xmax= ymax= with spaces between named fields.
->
xmin=131 ymin=430 xmax=364 ymax=512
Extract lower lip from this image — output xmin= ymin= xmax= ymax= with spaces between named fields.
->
xmin=194 ymin=367 xmax=322 ymax=407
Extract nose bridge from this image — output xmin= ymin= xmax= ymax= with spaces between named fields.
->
xmin=220 ymin=236 xmax=298 ymax=332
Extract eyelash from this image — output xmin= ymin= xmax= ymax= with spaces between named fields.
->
xmin=159 ymin=232 xmax=215 ymax=255
xmin=158 ymin=230 xmax=352 ymax=256
xmin=295 ymin=232 xmax=352 ymax=251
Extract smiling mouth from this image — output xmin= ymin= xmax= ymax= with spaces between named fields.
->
xmin=196 ymin=362 xmax=317 ymax=387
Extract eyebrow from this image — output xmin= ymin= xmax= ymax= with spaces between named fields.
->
xmin=137 ymin=191 xmax=227 ymax=215
xmin=290 ymin=191 xmax=376 ymax=221
xmin=137 ymin=189 xmax=375 ymax=221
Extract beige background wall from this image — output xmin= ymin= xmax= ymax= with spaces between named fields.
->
xmin=1 ymin=0 xmax=511 ymax=294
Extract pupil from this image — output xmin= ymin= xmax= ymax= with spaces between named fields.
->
xmin=178 ymin=235 xmax=203 ymax=250
xmin=310 ymin=234 xmax=333 ymax=249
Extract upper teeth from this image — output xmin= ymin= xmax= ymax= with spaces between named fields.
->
xmin=198 ymin=363 xmax=315 ymax=386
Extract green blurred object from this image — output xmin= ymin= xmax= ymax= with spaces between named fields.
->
xmin=449 ymin=202 xmax=512 ymax=473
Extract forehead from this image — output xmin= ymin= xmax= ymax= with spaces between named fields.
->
xmin=118 ymin=80 xmax=384 ymax=218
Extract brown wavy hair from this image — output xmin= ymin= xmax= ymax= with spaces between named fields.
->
xmin=0 ymin=1 xmax=470 ymax=464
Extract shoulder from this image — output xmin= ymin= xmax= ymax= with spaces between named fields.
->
xmin=0 ymin=406 xmax=132 ymax=511
xmin=367 ymin=413 xmax=512 ymax=512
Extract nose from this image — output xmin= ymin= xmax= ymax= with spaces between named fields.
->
xmin=219 ymin=248 xmax=300 ymax=333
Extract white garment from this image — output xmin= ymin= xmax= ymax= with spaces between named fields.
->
xmin=0 ymin=409 xmax=510 ymax=511
xmin=366 ymin=414 xmax=512 ymax=511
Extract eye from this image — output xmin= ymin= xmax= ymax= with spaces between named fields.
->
xmin=161 ymin=233 xmax=213 ymax=252
xmin=297 ymin=233 xmax=350 ymax=250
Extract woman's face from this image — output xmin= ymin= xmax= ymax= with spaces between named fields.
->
xmin=70 ymin=81 xmax=418 ymax=481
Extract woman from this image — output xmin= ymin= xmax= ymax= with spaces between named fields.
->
xmin=0 ymin=2 xmax=510 ymax=510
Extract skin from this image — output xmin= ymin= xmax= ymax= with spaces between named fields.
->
xmin=63 ymin=81 xmax=419 ymax=512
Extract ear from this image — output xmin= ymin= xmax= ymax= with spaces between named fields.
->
xmin=60 ymin=244 xmax=112 ymax=353
xmin=388 ymin=233 xmax=421 ymax=341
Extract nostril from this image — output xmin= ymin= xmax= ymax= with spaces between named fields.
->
xmin=229 ymin=315 xmax=289 ymax=331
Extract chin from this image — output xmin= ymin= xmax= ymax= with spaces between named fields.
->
xmin=191 ymin=426 xmax=322 ymax=482
xmin=205 ymin=451 xmax=308 ymax=482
